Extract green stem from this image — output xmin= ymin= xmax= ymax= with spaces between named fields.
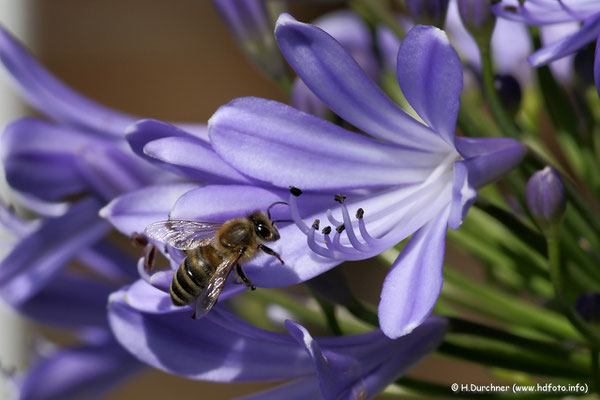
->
xmin=346 ymin=298 xmax=379 ymax=327
xmin=250 ymin=288 xmax=367 ymax=335
xmin=314 ymin=295 xmax=342 ymax=336
xmin=276 ymin=74 xmax=292 ymax=97
xmin=479 ymin=43 xmax=521 ymax=138
xmin=438 ymin=337 xmax=589 ymax=379
xmin=443 ymin=267 xmax=581 ymax=340
xmin=349 ymin=0 xmax=405 ymax=39
xmin=447 ymin=317 xmax=573 ymax=357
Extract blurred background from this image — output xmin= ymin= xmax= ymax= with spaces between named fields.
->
xmin=0 ymin=1 xmax=492 ymax=398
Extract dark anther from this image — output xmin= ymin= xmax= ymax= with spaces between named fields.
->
xmin=334 ymin=194 xmax=346 ymax=203
xmin=336 ymin=224 xmax=345 ymax=233
xmin=356 ymin=208 xmax=364 ymax=219
xmin=312 ymin=219 xmax=320 ymax=230
xmin=322 ymin=226 xmax=332 ymax=235
xmin=503 ymin=5 xmax=517 ymax=12
xmin=131 ymin=232 xmax=148 ymax=247
xmin=289 ymin=186 xmax=303 ymax=196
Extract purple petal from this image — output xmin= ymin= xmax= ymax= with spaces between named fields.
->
xmin=342 ymin=317 xmax=447 ymax=398
xmin=376 ymin=26 xmax=401 ymax=71
xmin=77 ymin=240 xmax=139 ymax=282
xmin=0 ymin=200 xmax=40 ymax=238
xmin=144 ymin=136 xmax=253 ymax=184
xmin=238 ymin=377 xmax=322 ymax=400
xmin=126 ymin=119 xmax=208 ymax=159
xmin=75 ymin=144 xmax=154 ymax=201
xmin=108 ymin=290 xmax=314 ymax=381
xmin=1 ymin=118 xmax=101 ymax=200
xmin=17 ymin=272 xmax=114 ymax=329
xmin=492 ymin=1 xmax=599 ymax=24
xmin=0 ymin=25 xmax=138 ymax=136
xmin=397 ymin=25 xmax=463 ymax=145
xmin=448 ymin=161 xmax=477 ymax=230
xmin=274 ymin=14 xmax=448 ymax=150
xmin=211 ymin=0 xmax=286 ymax=80
xmin=455 ymin=136 xmax=526 ymax=188
xmin=0 ymin=198 xmax=110 ymax=305
xmin=313 ymin=10 xmax=379 ymax=80
xmin=100 ymin=182 xmax=200 ymax=236
xmin=529 ymin=13 xmax=600 ymax=66
xmin=378 ymin=207 xmax=449 ymax=338
xmin=286 ymin=317 xmax=448 ymax=399
xmin=286 ymin=320 xmax=360 ymax=399
xmin=290 ymin=77 xmax=329 ymax=118
xmin=9 ymin=191 xmax=69 ymax=218
xmin=19 ymin=339 xmax=142 ymax=400
xmin=209 ymin=97 xmax=447 ymax=191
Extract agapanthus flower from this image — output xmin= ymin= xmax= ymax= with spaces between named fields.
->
xmin=493 ymin=0 xmax=600 ymax=78
xmin=107 ymin=278 xmax=447 ymax=400
xmin=119 ymin=15 xmax=524 ymax=338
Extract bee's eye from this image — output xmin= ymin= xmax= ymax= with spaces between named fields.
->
xmin=255 ymin=223 xmax=271 ymax=239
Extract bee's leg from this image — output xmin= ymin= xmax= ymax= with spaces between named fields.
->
xmin=143 ymin=244 xmax=157 ymax=273
xmin=236 ymin=264 xmax=256 ymax=291
xmin=258 ymin=244 xmax=285 ymax=264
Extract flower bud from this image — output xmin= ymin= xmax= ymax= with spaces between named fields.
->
xmin=405 ymin=0 xmax=450 ymax=29
xmin=526 ymin=166 xmax=567 ymax=232
xmin=212 ymin=0 xmax=287 ymax=82
xmin=457 ymin=0 xmax=496 ymax=46
xmin=494 ymin=74 xmax=522 ymax=116
xmin=576 ymin=293 xmax=600 ymax=325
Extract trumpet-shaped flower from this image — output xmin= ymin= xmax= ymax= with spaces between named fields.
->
xmin=107 ymin=279 xmax=447 ymax=400
xmin=207 ymin=16 xmax=525 ymax=337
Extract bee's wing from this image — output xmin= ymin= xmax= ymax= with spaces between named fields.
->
xmin=193 ymin=253 xmax=242 ymax=320
xmin=144 ymin=220 xmax=223 ymax=250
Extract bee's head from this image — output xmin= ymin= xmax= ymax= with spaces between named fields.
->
xmin=249 ymin=211 xmax=280 ymax=242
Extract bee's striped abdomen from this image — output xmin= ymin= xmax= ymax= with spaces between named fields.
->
xmin=170 ymin=247 xmax=219 ymax=306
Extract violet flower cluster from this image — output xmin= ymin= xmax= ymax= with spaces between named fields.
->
xmin=1 ymin=0 xmax=600 ymax=399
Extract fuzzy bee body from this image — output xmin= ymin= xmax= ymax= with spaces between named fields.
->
xmin=145 ymin=210 xmax=285 ymax=319
xmin=170 ymin=245 xmax=218 ymax=306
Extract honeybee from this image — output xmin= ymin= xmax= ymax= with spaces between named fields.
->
xmin=144 ymin=204 xmax=286 ymax=319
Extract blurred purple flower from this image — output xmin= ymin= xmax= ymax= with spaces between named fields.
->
xmin=0 ymin=204 xmax=144 ymax=400
xmin=405 ymin=0 xmax=450 ymax=28
xmin=212 ymin=0 xmax=287 ymax=81
xmin=107 ymin=280 xmax=447 ymax=399
xmin=493 ymin=0 xmax=600 ymax=72
xmin=0 ymin=25 xmax=196 ymax=398
xmin=575 ymin=292 xmax=600 ymax=324
xmin=0 ymin=24 xmax=197 ymax=306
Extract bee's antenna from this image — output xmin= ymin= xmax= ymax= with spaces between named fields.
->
xmin=266 ymin=201 xmax=289 ymax=220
